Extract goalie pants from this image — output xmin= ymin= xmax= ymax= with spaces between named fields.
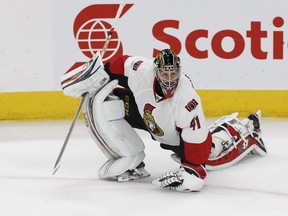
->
xmin=113 ymin=88 xmax=185 ymax=159
xmin=113 ymin=88 xmax=148 ymax=132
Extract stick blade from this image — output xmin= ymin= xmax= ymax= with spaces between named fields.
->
xmin=53 ymin=165 xmax=61 ymax=175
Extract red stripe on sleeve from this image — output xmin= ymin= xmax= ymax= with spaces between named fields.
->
xmin=109 ymin=55 xmax=130 ymax=75
xmin=183 ymin=132 xmax=212 ymax=164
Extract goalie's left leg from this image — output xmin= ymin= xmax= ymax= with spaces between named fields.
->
xmin=206 ymin=110 xmax=267 ymax=171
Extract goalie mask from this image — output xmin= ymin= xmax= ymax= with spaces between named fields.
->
xmin=154 ymin=49 xmax=181 ymax=98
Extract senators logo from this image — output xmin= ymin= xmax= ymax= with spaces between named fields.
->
xmin=143 ymin=104 xmax=164 ymax=136
xmin=132 ymin=60 xmax=143 ymax=71
xmin=185 ymin=98 xmax=198 ymax=112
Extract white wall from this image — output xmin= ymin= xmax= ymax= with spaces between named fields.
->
xmin=0 ymin=0 xmax=53 ymax=92
xmin=1 ymin=0 xmax=288 ymax=92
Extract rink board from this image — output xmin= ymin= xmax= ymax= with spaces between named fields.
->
xmin=1 ymin=90 xmax=287 ymax=120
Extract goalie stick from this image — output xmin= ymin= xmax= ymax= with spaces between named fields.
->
xmin=53 ymin=2 xmax=126 ymax=175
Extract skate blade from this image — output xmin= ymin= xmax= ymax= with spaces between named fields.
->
xmin=117 ymin=173 xmax=150 ymax=182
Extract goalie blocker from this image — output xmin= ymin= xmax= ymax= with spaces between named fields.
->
xmin=61 ymin=52 xmax=110 ymax=98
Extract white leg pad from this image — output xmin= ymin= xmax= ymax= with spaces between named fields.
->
xmin=207 ymin=112 xmax=263 ymax=170
xmin=83 ymin=80 xmax=146 ymax=178
xmin=98 ymin=152 xmax=145 ymax=179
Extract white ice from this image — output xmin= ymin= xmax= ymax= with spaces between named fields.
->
xmin=0 ymin=117 xmax=287 ymax=216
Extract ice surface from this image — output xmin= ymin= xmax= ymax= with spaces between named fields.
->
xmin=0 ymin=118 xmax=287 ymax=216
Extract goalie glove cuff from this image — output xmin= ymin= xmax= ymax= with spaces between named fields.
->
xmin=182 ymin=162 xmax=207 ymax=180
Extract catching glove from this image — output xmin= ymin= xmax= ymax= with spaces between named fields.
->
xmin=152 ymin=163 xmax=207 ymax=192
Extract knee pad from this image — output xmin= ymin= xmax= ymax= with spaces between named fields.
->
xmin=83 ymin=80 xmax=146 ymax=178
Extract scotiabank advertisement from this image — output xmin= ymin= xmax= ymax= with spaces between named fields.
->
xmin=54 ymin=0 xmax=288 ymax=90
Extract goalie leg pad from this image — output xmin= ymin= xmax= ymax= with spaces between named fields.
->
xmin=206 ymin=111 xmax=266 ymax=171
xmin=83 ymin=80 xmax=146 ymax=178
xmin=98 ymin=151 xmax=145 ymax=179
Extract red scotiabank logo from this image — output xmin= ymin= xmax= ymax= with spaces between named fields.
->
xmin=68 ymin=4 xmax=133 ymax=72
xmin=152 ymin=16 xmax=287 ymax=59
xmin=69 ymin=3 xmax=286 ymax=72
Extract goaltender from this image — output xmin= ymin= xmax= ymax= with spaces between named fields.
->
xmin=61 ymin=49 xmax=267 ymax=192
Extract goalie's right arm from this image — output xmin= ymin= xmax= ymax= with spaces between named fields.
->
xmin=104 ymin=55 xmax=130 ymax=89
xmin=61 ymin=53 xmax=134 ymax=98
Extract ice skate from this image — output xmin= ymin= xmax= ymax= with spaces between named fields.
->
xmin=117 ymin=162 xmax=150 ymax=182
xmin=248 ymin=110 xmax=261 ymax=132
xmin=248 ymin=110 xmax=267 ymax=156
